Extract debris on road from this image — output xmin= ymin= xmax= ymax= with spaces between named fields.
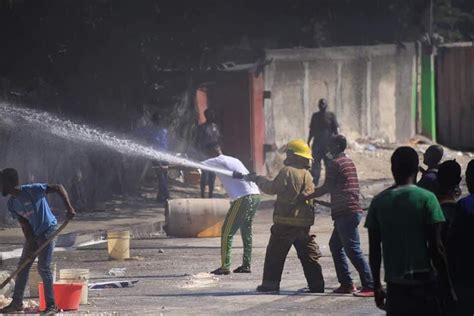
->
xmin=0 ymin=271 xmax=15 ymax=296
xmin=180 ymin=272 xmax=219 ymax=289
xmin=89 ymin=280 xmax=139 ymax=289
xmin=108 ymin=268 xmax=126 ymax=277
xmin=0 ymin=295 xmax=39 ymax=312
xmin=158 ymin=248 xmax=165 ymax=253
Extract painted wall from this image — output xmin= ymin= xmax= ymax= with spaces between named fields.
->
xmin=264 ymin=44 xmax=416 ymax=174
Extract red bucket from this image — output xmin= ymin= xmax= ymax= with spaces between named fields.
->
xmin=38 ymin=282 xmax=82 ymax=311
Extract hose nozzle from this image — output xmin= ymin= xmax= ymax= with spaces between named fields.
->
xmin=232 ymin=171 xmax=244 ymax=179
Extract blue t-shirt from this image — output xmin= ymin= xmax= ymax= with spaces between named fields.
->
xmin=8 ymin=183 xmax=57 ymax=237
xmin=458 ymin=194 xmax=474 ymax=216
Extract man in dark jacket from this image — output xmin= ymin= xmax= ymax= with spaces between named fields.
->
xmin=307 ymin=98 xmax=338 ymax=186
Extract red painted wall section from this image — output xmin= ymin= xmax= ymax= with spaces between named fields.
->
xmin=249 ymin=72 xmax=265 ymax=174
xmin=195 ymin=87 xmax=208 ymax=124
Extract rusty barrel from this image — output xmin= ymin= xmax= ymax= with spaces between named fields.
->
xmin=165 ymin=198 xmax=230 ymax=237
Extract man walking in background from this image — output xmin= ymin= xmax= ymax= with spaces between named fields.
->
xmin=366 ymin=147 xmax=453 ymax=314
xmin=197 ymin=109 xmax=222 ymax=198
xmin=0 ymin=168 xmax=76 ymax=315
xmin=307 ymin=98 xmax=339 ymax=186
xmin=304 ymin=135 xmax=374 ymax=297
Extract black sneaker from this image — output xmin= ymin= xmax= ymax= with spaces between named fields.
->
xmin=0 ymin=301 xmax=24 ymax=314
xmin=41 ymin=305 xmax=59 ymax=316
xmin=233 ymin=266 xmax=251 ymax=273
xmin=256 ymin=284 xmax=280 ymax=293
xmin=210 ymin=267 xmax=230 ymax=275
xmin=307 ymin=287 xmax=325 ymax=293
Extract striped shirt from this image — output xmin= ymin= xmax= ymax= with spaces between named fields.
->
xmin=326 ymin=154 xmax=362 ymax=218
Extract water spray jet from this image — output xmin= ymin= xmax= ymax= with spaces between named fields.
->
xmin=0 ymin=104 xmax=235 ymax=177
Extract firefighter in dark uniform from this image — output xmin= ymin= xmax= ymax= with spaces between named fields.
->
xmin=307 ymin=98 xmax=339 ymax=185
xmin=246 ymin=139 xmax=325 ymax=293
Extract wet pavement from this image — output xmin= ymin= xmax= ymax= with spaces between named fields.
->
xmin=2 ymin=205 xmax=382 ymax=315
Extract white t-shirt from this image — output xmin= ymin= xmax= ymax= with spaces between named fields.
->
xmin=202 ymin=155 xmax=260 ymax=200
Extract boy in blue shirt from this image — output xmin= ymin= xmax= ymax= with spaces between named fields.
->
xmin=0 ymin=168 xmax=76 ymax=315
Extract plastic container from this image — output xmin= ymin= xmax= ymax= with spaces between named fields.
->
xmin=165 ymin=198 xmax=229 ymax=237
xmin=107 ymin=231 xmax=130 ymax=260
xmin=184 ymin=170 xmax=201 ymax=186
xmin=59 ymin=269 xmax=89 ymax=304
xmin=28 ymin=262 xmax=56 ymax=298
xmin=38 ymin=282 xmax=82 ymax=311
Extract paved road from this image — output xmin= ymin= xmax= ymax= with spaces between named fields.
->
xmin=2 ymin=205 xmax=383 ymax=315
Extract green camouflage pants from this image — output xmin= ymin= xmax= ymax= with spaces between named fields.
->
xmin=221 ymin=194 xmax=261 ymax=270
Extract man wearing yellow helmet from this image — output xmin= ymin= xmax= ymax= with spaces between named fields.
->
xmin=246 ymin=139 xmax=325 ymax=293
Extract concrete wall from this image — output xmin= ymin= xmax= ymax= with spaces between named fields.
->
xmin=263 ymin=44 xmax=415 ymax=173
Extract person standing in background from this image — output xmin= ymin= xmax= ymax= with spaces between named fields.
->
xmin=366 ymin=147 xmax=453 ymax=315
xmin=448 ymin=160 xmax=474 ymax=315
xmin=197 ymin=109 xmax=222 ymax=198
xmin=436 ymin=160 xmax=462 ymax=246
xmin=307 ymin=98 xmax=339 ymax=186
xmin=417 ymin=145 xmax=444 ymax=194
xmin=136 ymin=112 xmax=170 ymax=202
xmin=150 ymin=113 xmax=170 ymax=202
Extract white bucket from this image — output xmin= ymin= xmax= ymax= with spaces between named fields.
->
xmin=28 ymin=262 xmax=56 ymax=298
xmin=59 ymin=269 xmax=90 ymax=305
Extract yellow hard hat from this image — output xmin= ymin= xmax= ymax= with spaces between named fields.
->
xmin=287 ymin=139 xmax=313 ymax=160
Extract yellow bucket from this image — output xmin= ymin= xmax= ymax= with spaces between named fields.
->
xmin=107 ymin=231 xmax=130 ymax=260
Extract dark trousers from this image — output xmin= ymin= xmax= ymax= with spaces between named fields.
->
xmin=452 ymin=283 xmax=474 ymax=315
xmin=261 ymin=224 xmax=325 ymax=290
xmin=200 ymin=171 xmax=216 ymax=198
xmin=155 ymin=169 xmax=169 ymax=202
xmin=311 ymin=146 xmax=330 ymax=186
xmin=13 ymin=226 xmax=57 ymax=308
xmin=386 ymin=282 xmax=442 ymax=316
xmin=329 ymin=213 xmax=373 ymax=288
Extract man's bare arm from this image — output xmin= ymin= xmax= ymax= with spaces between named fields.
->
xmin=46 ymin=184 xmax=76 ymax=218
xmin=368 ymin=228 xmax=386 ymax=310
xmin=18 ymin=216 xmax=35 ymax=244
xmin=427 ymin=223 xmax=456 ymax=300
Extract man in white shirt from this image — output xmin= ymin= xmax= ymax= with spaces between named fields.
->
xmin=202 ymin=142 xmax=261 ymax=275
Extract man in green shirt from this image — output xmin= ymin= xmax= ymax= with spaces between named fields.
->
xmin=365 ymin=147 xmax=454 ymax=315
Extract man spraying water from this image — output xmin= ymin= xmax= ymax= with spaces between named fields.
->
xmin=201 ymin=142 xmax=261 ymax=275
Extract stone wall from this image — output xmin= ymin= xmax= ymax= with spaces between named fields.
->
xmin=263 ymin=44 xmax=416 ymax=174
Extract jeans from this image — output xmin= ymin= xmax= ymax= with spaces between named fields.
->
xmin=13 ymin=225 xmax=57 ymax=307
xmin=329 ymin=212 xmax=373 ymax=288
xmin=156 ymin=169 xmax=169 ymax=202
